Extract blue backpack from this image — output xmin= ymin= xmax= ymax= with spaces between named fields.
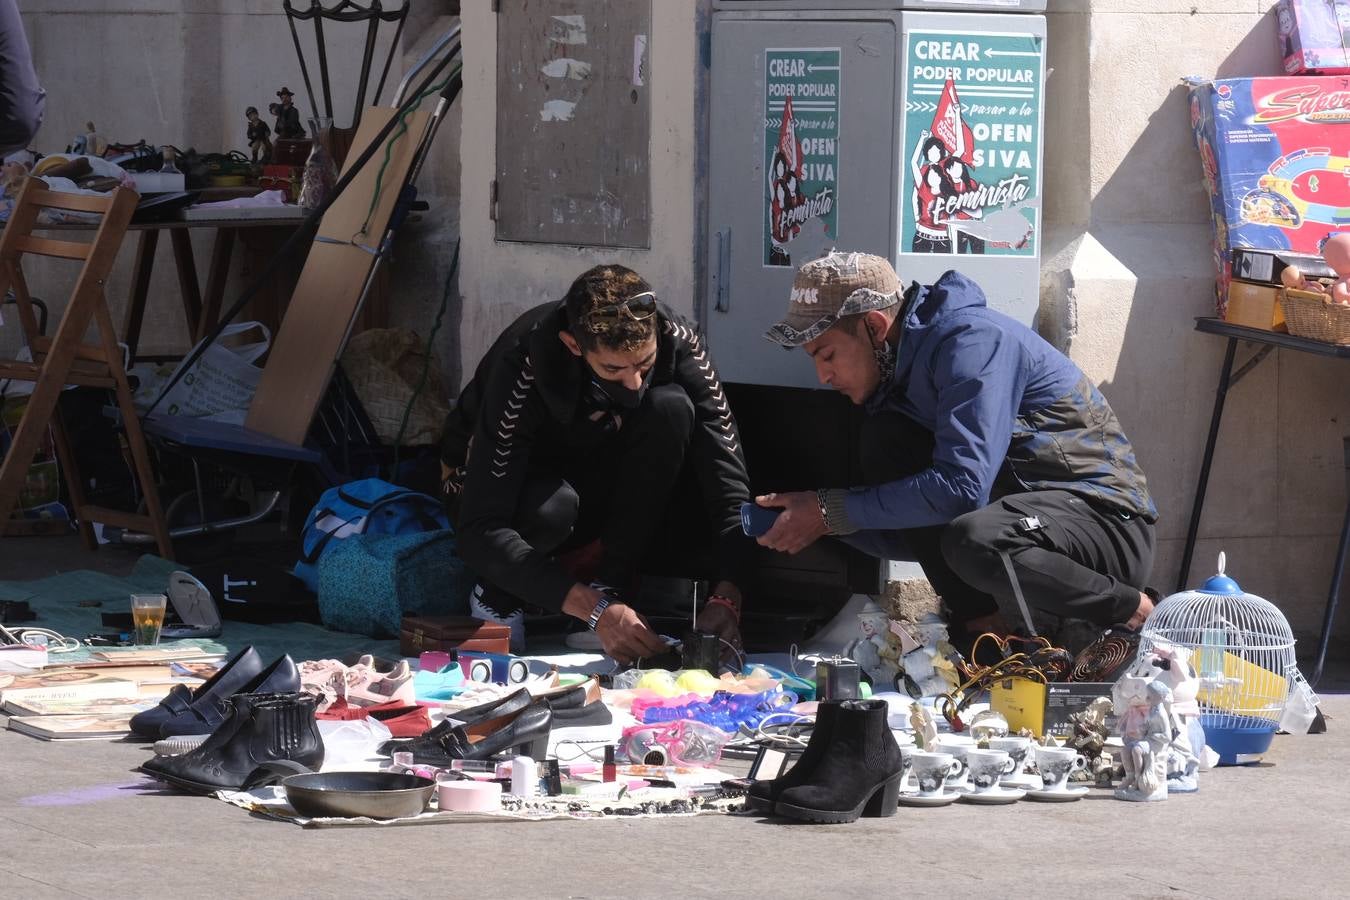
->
xmin=294 ymin=478 xmax=449 ymax=592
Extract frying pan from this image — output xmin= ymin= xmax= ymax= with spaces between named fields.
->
xmin=281 ymin=772 xmax=435 ymax=820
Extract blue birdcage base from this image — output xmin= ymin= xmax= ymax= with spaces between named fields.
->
xmin=1200 ymin=714 xmax=1277 ymax=765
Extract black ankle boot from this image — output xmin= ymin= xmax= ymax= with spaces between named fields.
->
xmin=774 ymin=699 xmax=903 ymax=824
xmin=141 ymin=692 xmax=324 ymax=794
xmin=745 ymin=700 xmax=842 ymax=814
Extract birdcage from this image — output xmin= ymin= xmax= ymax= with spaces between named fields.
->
xmin=1138 ymin=553 xmax=1296 ymax=765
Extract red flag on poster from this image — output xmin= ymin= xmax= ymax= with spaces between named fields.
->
xmin=778 ymin=95 xmax=803 ymax=175
xmin=931 ymin=79 xmax=975 ymax=164
xmin=769 ymin=95 xmax=806 ymax=244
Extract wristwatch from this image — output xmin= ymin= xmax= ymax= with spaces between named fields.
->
xmin=587 ymin=595 xmax=611 ymax=631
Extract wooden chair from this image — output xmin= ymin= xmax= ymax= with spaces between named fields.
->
xmin=0 ymin=179 xmax=173 ymax=558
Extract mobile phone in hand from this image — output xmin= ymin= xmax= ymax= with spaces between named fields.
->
xmin=740 ymin=502 xmax=783 ymax=537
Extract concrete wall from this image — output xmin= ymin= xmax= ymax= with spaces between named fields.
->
xmin=456 ymin=0 xmax=702 ymax=373
xmin=1039 ymin=0 xmax=1350 ymax=641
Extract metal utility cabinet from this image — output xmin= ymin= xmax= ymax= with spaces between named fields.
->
xmin=706 ymin=0 xmax=1047 ymax=388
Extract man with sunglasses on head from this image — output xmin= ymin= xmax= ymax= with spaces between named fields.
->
xmin=754 ymin=251 xmax=1158 ymax=652
xmin=441 ymin=265 xmax=753 ymax=665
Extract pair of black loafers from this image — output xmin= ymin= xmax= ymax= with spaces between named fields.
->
xmin=129 ymin=645 xmax=300 ymax=739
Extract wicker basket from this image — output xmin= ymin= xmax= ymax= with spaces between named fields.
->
xmin=1280 ymin=288 xmax=1350 ymax=346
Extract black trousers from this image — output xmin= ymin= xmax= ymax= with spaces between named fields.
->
xmin=844 ymin=411 xmax=1155 ymax=628
xmin=470 ymin=384 xmax=721 ymax=616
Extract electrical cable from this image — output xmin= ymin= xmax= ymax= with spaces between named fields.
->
xmin=938 ymin=632 xmax=1071 ymax=730
xmin=0 ymin=622 xmax=82 ymax=653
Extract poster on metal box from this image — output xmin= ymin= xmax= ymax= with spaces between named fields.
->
xmin=900 ymin=30 xmax=1043 ymax=258
xmin=764 ymin=47 xmax=840 ymax=267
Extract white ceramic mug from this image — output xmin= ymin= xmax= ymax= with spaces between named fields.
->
xmin=1035 ymin=746 xmax=1087 ymax=792
xmin=908 ymin=751 xmax=962 ymax=798
xmin=989 ymin=736 xmax=1034 ymax=778
xmin=965 ymin=748 xmax=1017 ymax=792
xmin=933 ymin=735 xmax=975 ymax=789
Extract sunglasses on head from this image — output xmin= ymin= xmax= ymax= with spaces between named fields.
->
xmin=578 ymin=290 xmax=659 ymax=330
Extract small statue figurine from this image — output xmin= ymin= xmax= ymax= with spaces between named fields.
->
xmin=1113 ymin=674 xmax=1171 ymax=802
xmin=845 ymin=600 xmax=903 ymax=688
xmin=895 ymin=613 xmax=961 ymax=698
xmin=909 ymin=701 xmax=938 ymax=750
xmin=1065 ymin=696 xmax=1114 ymax=786
xmin=1146 ymin=643 xmax=1207 ymax=792
xmin=273 ymin=87 xmax=306 ymax=140
xmin=246 ymin=106 xmax=273 ymax=164
xmin=66 ymin=121 xmax=107 ymax=157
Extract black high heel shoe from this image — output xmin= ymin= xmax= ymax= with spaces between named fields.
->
xmin=773 ymin=699 xmax=904 ymax=824
xmin=417 ymin=699 xmax=553 ymax=764
xmin=376 ymin=688 xmax=533 ymax=758
xmin=746 ymin=700 xmax=842 ymax=814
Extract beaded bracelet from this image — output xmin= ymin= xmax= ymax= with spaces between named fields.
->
xmin=704 ymin=594 xmax=741 ymax=622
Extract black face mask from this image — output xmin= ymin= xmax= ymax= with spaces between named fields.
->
xmin=585 ymin=364 xmax=653 ymax=412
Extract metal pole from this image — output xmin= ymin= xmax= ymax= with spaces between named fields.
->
xmin=1176 ymin=337 xmax=1238 ymax=591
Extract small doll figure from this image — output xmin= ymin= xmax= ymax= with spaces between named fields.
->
xmin=246 ymin=106 xmax=273 ymax=164
xmin=1322 ymin=233 xmax=1350 ymax=306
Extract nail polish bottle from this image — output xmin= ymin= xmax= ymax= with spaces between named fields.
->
xmin=602 ymin=745 xmax=617 ymax=783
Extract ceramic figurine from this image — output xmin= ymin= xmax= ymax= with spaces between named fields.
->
xmin=273 ymin=87 xmax=306 ymax=140
xmin=246 ymin=107 xmax=273 ymax=164
xmin=1146 ymin=643 xmax=1206 ymax=790
xmin=845 ymin=600 xmax=903 ymax=688
xmin=894 ymin=613 xmax=961 ymax=698
xmin=1065 ymin=696 xmax=1114 ymax=786
xmin=1113 ymin=673 xmax=1170 ymax=802
xmin=909 ymin=701 xmax=938 ymax=750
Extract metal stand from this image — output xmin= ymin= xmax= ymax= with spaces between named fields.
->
xmin=1180 ymin=318 xmax=1350 ymax=685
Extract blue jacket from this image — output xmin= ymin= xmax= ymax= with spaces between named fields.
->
xmin=841 ymin=271 xmax=1156 ymax=531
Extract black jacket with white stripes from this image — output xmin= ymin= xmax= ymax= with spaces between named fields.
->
xmin=441 ymin=300 xmax=752 ymax=613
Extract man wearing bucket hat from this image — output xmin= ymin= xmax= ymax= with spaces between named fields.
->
xmin=756 ymin=251 xmax=1158 ymax=645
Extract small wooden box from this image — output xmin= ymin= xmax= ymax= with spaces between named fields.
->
xmin=399 ymin=615 xmax=511 ymax=657
xmin=1225 ymin=280 xmax=1287 ymax=332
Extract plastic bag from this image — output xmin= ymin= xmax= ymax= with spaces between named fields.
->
xmin=316 ymin=717 xmax=393 ymax=771
xmin=132 ymin=321 xmax=270 ymax=424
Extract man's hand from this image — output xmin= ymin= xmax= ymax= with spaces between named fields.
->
xmin=594 ymin=603 xmax=668 ymax=666
xmin=698 ymin=580 xmax=744 ymax=667
xmin=755 ymin=491 xmax=827 ymax=554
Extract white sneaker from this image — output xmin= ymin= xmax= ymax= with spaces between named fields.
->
xmin=469 ymin=584 xmax=526 ymax=654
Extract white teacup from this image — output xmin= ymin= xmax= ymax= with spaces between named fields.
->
xmin=988 ymin=736 xmax=1034 ymax=778
xmin=1035 ymin=746 xmax=1087 ymax=792
xmin=933 ymin=735 xmax=975 ymax=789
xmin=965 ymin=748 xmax=1016 ymax=792
xmin=898 ymin=745 xmax=921 ymax=792
xmin=908 ymin=751 xmax=962 ymax=798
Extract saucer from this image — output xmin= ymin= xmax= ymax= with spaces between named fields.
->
xmin=896 ymin=789 xmax=962 ymax=808
xmin=1024 ymin=785 xmax=1089 ymax=802
xmin=1001 ymin=773 xmax=1044 ymax=790
xmin=959 ymin=785 xmax=1026 ymax=805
